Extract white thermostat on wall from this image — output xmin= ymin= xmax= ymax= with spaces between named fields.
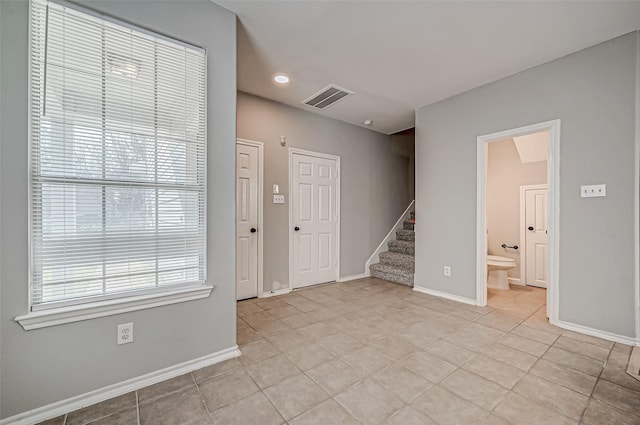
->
xmin=273 ymin=195 xmax=285 ymax=204
xmin=273 ymin=184 xmax=280 ymax=194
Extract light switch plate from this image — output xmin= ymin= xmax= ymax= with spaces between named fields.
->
xmin=273 ymin=195 xmax=285 ymax=204
xmin=580 ymin=184 xmax=606 ymax=198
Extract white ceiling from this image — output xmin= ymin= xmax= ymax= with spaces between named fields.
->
xmin=215 ymin=1 xmax=640 ymax=134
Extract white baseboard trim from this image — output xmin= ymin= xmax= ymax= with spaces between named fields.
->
xmin=1 ymin=346 xmax=241 ymax=425
xmin=507 ymin=277 xmax=523 ymax=286
xmin=337 ymin=273 xmax=369 ymax=283
xmin=261 ymin=288 xmax=292 ymax=298
xmin=556 ymin=320 xmax=639 ymax=346
xmin=412 ymin=286 xmax=478 ymax=306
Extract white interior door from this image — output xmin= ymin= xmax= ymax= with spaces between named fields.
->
xmin=525 ymin=187 xmax=548 ymax=288
xmin=237 ymin=143 xmax=259 ymax=300
xmin=291 ymin=151 xmax=339 ymax=289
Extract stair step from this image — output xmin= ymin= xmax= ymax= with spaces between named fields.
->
xmin=410 ymin=211 xmax=415 ymax=220
xmin=396 ymin=229 xmax=415 ymax=242
xmin=403 ymin=220 xmax=414 ymax=230
xmin=369 ymin=263 xmax=414 ymax=287
xmin=388 ymin=239 xmax=415 ymax=255
xmin=379 ymin=251 xmax=414 ymax=271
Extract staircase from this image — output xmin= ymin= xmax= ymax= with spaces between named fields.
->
xmin=369 ymin=212 xmax=415 ymax=286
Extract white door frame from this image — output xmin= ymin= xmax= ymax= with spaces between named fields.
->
xmin=237 ymin=138 xmax=264 ymax=298
xmin=476 ymin=120 xmax=560 ymax=325
xmin=520 ymin=184 xmax=548 ymax=288
xmin=288 ymin=148 xmax=341 ymax=290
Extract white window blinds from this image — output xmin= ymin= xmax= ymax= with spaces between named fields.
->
xmin=30 ymin=0 xmax=207 ymax=308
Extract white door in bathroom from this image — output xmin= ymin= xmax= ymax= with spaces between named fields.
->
xmin=524 ymin=186 xmax=548 ymax=288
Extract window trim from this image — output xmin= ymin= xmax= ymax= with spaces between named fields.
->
xmin=20 ymin=0 xmax=210 ymax=328
xmin=16 ymin=284 xmax=214 ymax=330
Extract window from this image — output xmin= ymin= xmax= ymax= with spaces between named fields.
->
xmin=27 ymin=0 xmax=207 ymax=315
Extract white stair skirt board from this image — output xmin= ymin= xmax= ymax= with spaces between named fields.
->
xmin=627 ymin=347 xmax=640 ymax=382
xmin=556 ymin=320 xmax=639 ymax=346
xmin=1 ymin=346 xmax=241 ymax=425
xmin=413 ymin=286 xmax=478 ymax=306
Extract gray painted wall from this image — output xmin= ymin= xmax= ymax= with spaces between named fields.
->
xmin=237 ymin=92 xmax=411 ymax=292
xmin=415 ymin=32 xmax=638 ymax=338
xmin=0 ymin=0 xmax=237 ymax=418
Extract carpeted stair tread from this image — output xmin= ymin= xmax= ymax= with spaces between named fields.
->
xmin=379 ymin=251 xmax=415 ymax=271
xmin=396 ymin=229 xmax=415 ymax=242
xmin=403 ymin=220 xmax=414 ymax=230
xmin=369 ymin=263 xmax=414 ymax=286
xmin=388 ymin=239 xmax=415 ymax=255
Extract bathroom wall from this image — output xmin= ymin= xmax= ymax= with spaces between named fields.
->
xmin=487 ymin=138 xmax=547 ymax=282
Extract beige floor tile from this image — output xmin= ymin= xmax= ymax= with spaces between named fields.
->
xmin=510 ymin=324 xmax=560 ymax=345
xmin=529 ymin=358 xmax=597 ymax=395
xmin=192 ymin=357 xmax=242 ymax=383
xmin=512 ymin=374 xmax=588 ymax=420
xmin=198 ymin=368 xmax=259 ymax=410
xmin=426 ymin=339 xmax=477 ymax=366
xmin=561 ymin=329 xmax=614 ymax=349
xmin=306 ymin=358 xmax=364 ymax=395
xmin=264 ymin=373 xmax=329 ymax=420
xmin=237 ymin=302 xmax=264 ymax=316
xmin=482 ymin=342 xmax=538 ymax=371
xmin=498 ymin=333 xmax=550 ymax=357
xmin=440 ymin=369 xmax=509 ymax=411
xmin=88 ymin=409 xmax=138 ymax=425
xmin=245 ymin=354 xmax=301 ymax=389
xmin=399 ymin=351 xmax=457 ymax=383
xmin=284 ymin=343 xmax=335 ymax=370
xmin=280 ymin=312 xmax=319 ymax=329
xmin=237 ymin=326 xmax=262 ymax=345
xmin=317 ymin=333 xmax=364 ymax=357
xmin=552 ymin=335 xmax=611 ymax=362
xmin=481 ymin=414 xmax=512 ymax=425
xmin=66 ymin=392 xmax=137 ymax=425
xmin=367 ymin=335 xmax=420 ymax=360
xmin=211 ymin=392 xmax=283 ymax=425
xmin=582 ymin=399 xmax=640 ymax=425
xmin=463 ymin=354 xmax=526 ymax=389
xmin=341 ymin=345 xmax=394 ymax=374
xmin=335 ymin=379 xmax=404 ymax=425
xmin=138 ymin=387 xmax=208 ymax=425
xmin=608 ymin=343 xmax=633 ymax=368
xmin=267 ymin=305 xmax=305 ymax=319
xmin=297 ymin=322 xmax=340 ymax=339
xmin=601 ymin=363 xmax=640 ymax=392
xmin=252 ymin=319 xmax=292 ymax=336
xmin=592 ymin=380 xmax=640 ymax=415
xmin=241 ymin=310 xmax=278 ymax=326
xmin=238 ymin=338 xmax=279 ymax=366
xmin=493 ymin=392 xmax=575 ymax=425
xmin=265 ymin=329 xmax=313 ymax=352
xmin=139 ymin=375 xmax=196 ymax=407
xmin=445 ymin=323 xmax=505 ymax=351
xmin=289 ymin=399 xmax=361 ymax=425
xmin=255 ymin=298 xmax=292 ymax=311
xmin=411 ymin=386 xmax=490 ymax=425
xmin=372 ymin=363 xmax=433 ymax=403
xmin=542 ymin=346 xmax=604 ymax=377
xmin=35 ymin=416 xmax=66 ymax=425
xmin=386 ymin=406 xmax=436 ymax=425
xmin=475 ymin=310 xmax=521 ymax=332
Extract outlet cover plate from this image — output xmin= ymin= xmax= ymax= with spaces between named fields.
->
xmin=580 ymin=184 xmax=606 ymax=198
xmin=117 ymin=323 xmax=134 ymax=345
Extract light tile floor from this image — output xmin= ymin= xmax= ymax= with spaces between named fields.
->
xmin=39 ymin=278 xmax=640 ymax=425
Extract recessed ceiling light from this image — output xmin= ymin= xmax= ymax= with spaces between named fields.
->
xmin=274 ymin=74 xmax=290 ymax=84
xmin=363 ymin=120 xmax=373 ymax=126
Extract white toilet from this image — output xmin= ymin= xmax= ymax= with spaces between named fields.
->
xmin=487 ymin=255 xmax=516 ymax=290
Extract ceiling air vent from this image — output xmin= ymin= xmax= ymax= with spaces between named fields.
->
xmin=303 ymin=84 xmax=353 ymax=109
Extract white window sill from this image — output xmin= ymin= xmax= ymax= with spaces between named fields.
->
xmin=15 ymin=285 xmax=215 ymax=330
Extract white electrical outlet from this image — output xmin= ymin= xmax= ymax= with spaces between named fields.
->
xmin=117 ymin=323 xmax=133 ymax=345
xmin=444 ymin=266 xmax=451 ymax=277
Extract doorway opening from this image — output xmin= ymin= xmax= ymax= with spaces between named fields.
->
xmin=476 ymin=120 xmax=560 ymax=324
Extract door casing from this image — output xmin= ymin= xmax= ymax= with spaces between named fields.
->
xmin=288 ymin=148 xmax=341 ymax=291
xmin=236 ymin=138 xmax=264 ymax=299
xmin=476 ymin=120 xmax=560 ymax=324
